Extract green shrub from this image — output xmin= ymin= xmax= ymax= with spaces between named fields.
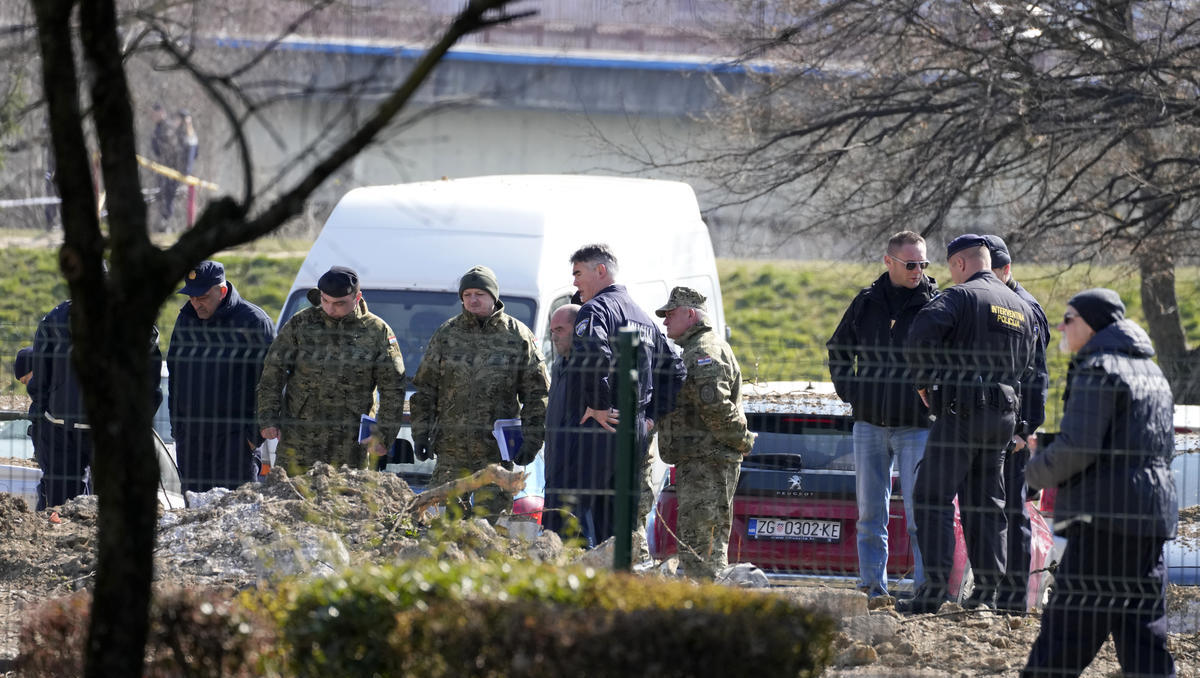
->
xmin=268 ymin=558 xmax=835 ymax=678
xmin=16 ymin=587 xmax=276 ymax=678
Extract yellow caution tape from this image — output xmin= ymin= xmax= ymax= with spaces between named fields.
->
xmin=136 ymin=155 xmax=220 ymax=191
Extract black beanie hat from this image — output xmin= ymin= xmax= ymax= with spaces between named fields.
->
xmin=459 ymin=265 xmax=500 ymax=303
xmin=13 ymin=346 xmax=32 ymax=379
xmin=318 ymin=266 xmax=359 ymax=297
xmin=1068 ymin=288 xmax=1125 ymax=332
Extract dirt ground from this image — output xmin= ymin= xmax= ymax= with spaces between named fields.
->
xmin=0 ymin=464 xmax=1197 ymax=677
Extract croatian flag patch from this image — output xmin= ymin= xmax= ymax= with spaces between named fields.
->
xmin=696 ymin=356 xmax=714 ymax=366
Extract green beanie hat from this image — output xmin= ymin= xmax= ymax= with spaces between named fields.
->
xmin=459 ymin=265 xmax=500 ymax=303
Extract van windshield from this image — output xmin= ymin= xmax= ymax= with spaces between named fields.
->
xmin=278 ymin=289 xmax=538 ymax=383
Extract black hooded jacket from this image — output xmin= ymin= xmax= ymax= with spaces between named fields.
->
xmin=827 ymin=272 xmax=938 ymax=427
xmin=1026 ymin=319 xmax=1177 ymax=538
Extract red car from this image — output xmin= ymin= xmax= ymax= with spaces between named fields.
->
xmin=651 ymin=386 xmax=1055 ymax=607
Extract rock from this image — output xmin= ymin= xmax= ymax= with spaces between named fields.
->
xmin=715 ymin=563 xmax=770 ymax=588
xmin=526 ymin=529 xmax=563 ymax=563
xmin=185 ymin=487 xmax=231 ymax=509
xmin=778 ymin=586 xmax=869 ymax=619
xmin=844 ymin=613 xmax=901 ymax=645
xmin=494 ymin=516 xmax=540 ymax=543
xmin=657 ymin=557 xmax=680 ymax=577
xmin=836 ymin=642 xmax=878 ymax=666
xmin=574 ymin=537 xmax=615 ymax=569
xmin=867 ymin=594 xmax=896 ymax=611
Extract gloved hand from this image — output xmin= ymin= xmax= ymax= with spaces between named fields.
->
xmin=413 ymin=436 xmax=432 ymax=462
xmin=512 ymin=440 xmax=538 ymax=466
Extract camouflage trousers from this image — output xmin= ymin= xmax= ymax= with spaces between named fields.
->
xmin=675 ymin=452 xmax=742 ymax=579
xmin=430 ymin=452 xmax=514 ymax=520
xmin=634 ymin=442 xmax=658 ymax=563
xmin=276 ymin=422 xmax=364 ymax=474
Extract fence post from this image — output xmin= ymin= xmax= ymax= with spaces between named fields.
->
xmin=612 ymin=327 xmax=640 ymax=571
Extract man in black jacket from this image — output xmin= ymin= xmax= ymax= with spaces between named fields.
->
xmin=28 ymin=300 xmax=164 ymax=509
xmin=552 ymin=243 xmax=685 ymax=548
xmin=168 ymin=261 xmax=275 ymax=492
xmin=982 ymin=235 xmax=1050 ymax=612
xmin=828 ymin=230 xmax=939 ymax=598
xmin=902 ymin=234 xmax=1037 ymax=613
xmin=1022 ymin=289 xmax=1176 ymax=677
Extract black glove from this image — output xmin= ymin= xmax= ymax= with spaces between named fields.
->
xmin=512 ymin=441 xmax=538 ymax=466
xmin=413 ymin=436 xmax=432 ymax=462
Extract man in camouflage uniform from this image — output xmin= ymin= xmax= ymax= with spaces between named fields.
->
xmin=655 ymin=286 xmax=755 ymax=579
xmin=409 ymin=265 xmax=549 ymax=518
xmin=256 ymin=266 xmax=405 ymax=471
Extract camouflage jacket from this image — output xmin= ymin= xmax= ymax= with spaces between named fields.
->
xmin=409 ymin=302 xmax=549 ymax=460
xmin=658 ymin=319 xmax=754 ymax=464
xmin=256 ymin=289 xmax=406 ymax=446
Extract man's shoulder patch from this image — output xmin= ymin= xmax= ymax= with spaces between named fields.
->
xmin=696 ymin=356 xmax=714 ymax=366
xmin=575 ymin=319 xmax=590 ymax=336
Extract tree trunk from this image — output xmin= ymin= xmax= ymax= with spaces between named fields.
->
xmin=1137 ymin=250 xmax=1200 ymax=403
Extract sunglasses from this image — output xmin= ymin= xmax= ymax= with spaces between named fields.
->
xmin=1061 ymin=313 xmax=1078 ymax=325
xmin=894 ymin=259 xmax=930 ymax=271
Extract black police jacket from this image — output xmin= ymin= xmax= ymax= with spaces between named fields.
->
xmin=1009 ymin=279 xmax=1049 ymax=435
xmin=167 ymin=282 xmax=275 ymax=438
xmin=827 ymin=272 xmax=938 ymax=427
xmin=1026 ymin=319 xmax=1177 ymax=539
xmin=28 ymin=300 xmax=164 ymax=426
xmin=554 ymin=284 xmax=684 ymax=490
xmin=566 ymin=284 xmax=684 ymax=422
xmin=904 ymin=270 xmax=1036 ymax=410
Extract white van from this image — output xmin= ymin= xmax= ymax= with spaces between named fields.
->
xmin=276 ymin=175 xmax=725 ymax=497
xmin=279 ymin=174 xmax=725 ymax=362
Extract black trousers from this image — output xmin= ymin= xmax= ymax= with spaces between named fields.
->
xmin=911 ymin=405 xmax=1013 ymax=602
xmin=175 ymin=428 xmax=257 ymax=493
xmin=1023 ymin=526 xmax=1175 ymax=678
xmin=33 ymin=420 xmax=93 ymax=510
xmin=997 ymin=446 xmax=1033 ymax=609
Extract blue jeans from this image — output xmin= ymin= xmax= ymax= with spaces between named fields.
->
xmin=853 ymin=421 xmax=927 ymax=595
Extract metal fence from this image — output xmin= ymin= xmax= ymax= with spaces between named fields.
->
xmin=1 ymin=318 xmax=1198 ymax=667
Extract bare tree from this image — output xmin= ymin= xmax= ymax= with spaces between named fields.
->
xmin=27 ymin=0 xmax=532 ymax=674
xmin=676 ymin=1 xmax=1200 ymax=399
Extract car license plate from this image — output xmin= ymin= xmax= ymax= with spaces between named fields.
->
xmin=748 ymin=517 xmax=841 ymax=542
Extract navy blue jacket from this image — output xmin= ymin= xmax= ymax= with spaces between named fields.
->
xmin=1026 ymin=319 xmax=1177 ymax=538
xmin=28 ymin=300 xmax=163 ymax=425
xmin=167 ymin=282 xmax=275 ymax=438
xmin=552 ymin=284 xmax=684 ymax=490
xmin=827 ymin=272 xmax=938 ymax=427
xmin=1009 ymin=278 xmax=1049 ymax=435
xmin=905 ymin=270 xmax=1037 ymax=410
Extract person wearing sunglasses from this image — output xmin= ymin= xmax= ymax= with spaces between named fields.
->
xmin=827 ymin=230 xmax=939 ymax=600
xmin=900 ymin=234 xmax=1038 ymax=614
xmin=1021 ymin=289 xmax=1176 ymax=677
xmin=981 ymin=235 xmax=1051 ymax=613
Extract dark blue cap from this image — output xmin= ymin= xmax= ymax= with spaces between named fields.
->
xmin=178 ymin=261 xmax=226 ymax=296
xmin=946 ymin=234 xmax=987 ymax=259
xmin=318 ymin=266 xmax=360 ymax=298
xmin=13 ymin=346 xmax=32 ymax=379
xmin=982 ymin=235 xmax=1011 ymax=267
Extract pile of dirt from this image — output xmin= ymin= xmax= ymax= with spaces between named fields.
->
xmin=0 ymin=463 xmax=1197 ymax=676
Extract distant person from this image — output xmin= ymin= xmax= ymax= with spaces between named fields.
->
xmin=409 ymin=266 xmax=549 ymax=519
xmin=982 ymin=235 xmax=1050 ymax=613
xmin=167 ymin=261 xmax=274 ymax=493
xmin=901 ymin=235 xmax=1036 ymax=614
xmin=150 ymin=103 xmax=180 ymax=223
xmin=542 ymin=302 xmax=581 ymax=535
xmin=550 ymin=244 xmax=685 ymax=547
xmin=655 ymin=286 xmax=755 ymax=579
xmin=827 ymin=230 xmax=938 ymax=599
xmin=256 ymin=266 xmax=405 ymax=471
xmin=27 ymin=300 xmax=163 ymax=509
xmin=176 ymin=110 xmax=199 ymax=179
xmin=1022 ymin=289 xmax=1176 ymax=677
